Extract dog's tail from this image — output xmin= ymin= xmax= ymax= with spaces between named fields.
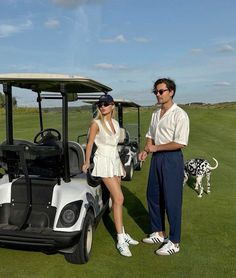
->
xmin=209 ymin=157 xmax=219 ymax=170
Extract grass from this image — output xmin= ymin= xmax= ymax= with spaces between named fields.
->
xmin=0 ymin=104 xmax=235 ymax=277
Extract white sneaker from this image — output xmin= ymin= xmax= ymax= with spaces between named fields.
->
xmin=124 ymin=233 xmax=139 ymax=245
xmin=155 ymin=240 xmax=180 ymax=256
xmin=142 ymin=232 xmax=168 ymax=244
xmin=117 ymin=242 xmax=132 ymax=257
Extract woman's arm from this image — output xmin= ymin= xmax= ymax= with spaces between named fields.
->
xmin=82 ymin=121 xmax=99 ymax=173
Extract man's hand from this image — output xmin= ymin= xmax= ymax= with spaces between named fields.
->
xmin=138 ymin=151 xmax=148 ymax=161
xmin=145 ymin=145 xmax=158 ymax=153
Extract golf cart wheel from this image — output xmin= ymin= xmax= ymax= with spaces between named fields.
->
xmin=64 ymin=211 xmax=94 ymax=264
xmin=123 ymin=161 xmax=134 ymax=181
xmin=135 ymin=161 xmax=143 ymax=171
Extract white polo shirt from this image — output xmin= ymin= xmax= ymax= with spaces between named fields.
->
xmin=146 ymin=103 xmax=189 ymax=146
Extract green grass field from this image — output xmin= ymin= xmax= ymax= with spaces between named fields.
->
xmin=0 ymin=104 xmax=235 ymax=278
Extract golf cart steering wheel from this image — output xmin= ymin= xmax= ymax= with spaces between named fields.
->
xmin=34 ymin=128 xmax=61 ymax=144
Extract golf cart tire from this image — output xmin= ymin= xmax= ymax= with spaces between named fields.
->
xmin=123 ymin=161 xmax=134 ymax=181
xmin=64 ymin=211 xmax=94 ymax=264
xmin=135 ymin=161 xmax=143 ymax=171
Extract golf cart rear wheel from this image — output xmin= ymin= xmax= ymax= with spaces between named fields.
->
xmin=135 ymin=161 xmax=143 ymax=171
xmin=123 ymin=161 xmax=134 ymax=181
xmin=64 ymin=211 xmax=94 ymax=264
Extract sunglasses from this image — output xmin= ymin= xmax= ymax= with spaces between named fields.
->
xmin=97 ymin=102 xmax=112 ymax=108
xmin=153 ymin=89 xmax=169 ymax=95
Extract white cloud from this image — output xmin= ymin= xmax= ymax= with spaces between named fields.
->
xmin=100 ymin=34 xmax=126 ymax=43
xmin=213 ymin=81 xmax=231 ymax=87
xmin=190 ymin=48 xmax=203 ymax=53
xmin=95 ymin=63 xmax=127 ymax=70
xmin=52 ymin=0 xmax=104 ymax=8
xmin=218 ymin=44 xmax=234 ymax=52
xmin=0 ymin=20 xmax=32 ymax=38
xmin=44 ymin=19 xmax=60 ymax=29
xmin=133 ymin=37 xmax=150 ymax=43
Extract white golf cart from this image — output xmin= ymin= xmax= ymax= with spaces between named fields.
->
xmin=0 ymin=73 xmax=111 ymax=264
xmin=77 ymin=97 xmax=142 ymax=181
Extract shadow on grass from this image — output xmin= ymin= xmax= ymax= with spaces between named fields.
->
xmin=122 ymin=186 xmax=150 ymax=234
xmin=102 ymin=185 xmax=150 ymax=242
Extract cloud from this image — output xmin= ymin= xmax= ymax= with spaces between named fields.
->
xmin=0 ymin=20 xmax=32 ymax=38
xmin=95 ymin=63 xmax=127 ymax=70
xmin=133 ymin=37 xmax=150 ymax=43
xmin=190 ymin=48 xmax=203 ymax=54
xmin=44 ymin=19 xmax=60 ymax=29
xmin=52 ymin=0 xmax=104 ymax=8
xmin=218 ymin=44 xmax=234 ymax=52
xmin=213 ymin=81 xmax=231 ymax=87
xmin=100 ymin=34 xmax=126 ymax=43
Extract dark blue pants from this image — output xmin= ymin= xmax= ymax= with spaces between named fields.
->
xmin=147 ymin=150 xmax=184 ymax=243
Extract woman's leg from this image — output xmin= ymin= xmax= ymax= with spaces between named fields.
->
xmin=102 ymin=176 xmax=124 ymax=234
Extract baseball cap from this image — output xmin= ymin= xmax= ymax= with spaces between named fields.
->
xmin=97 ymin=94 xmax=114 ymax=104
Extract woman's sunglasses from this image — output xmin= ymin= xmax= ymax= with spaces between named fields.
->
xmin=97 ymin=102 xmax=112 ymax=108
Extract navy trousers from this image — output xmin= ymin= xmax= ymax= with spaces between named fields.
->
xmin=147 ymin=150 xmax=184 ymax=243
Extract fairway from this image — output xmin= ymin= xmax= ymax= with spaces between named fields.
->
xmin=0 ymin=104 xmax=235 ymax=277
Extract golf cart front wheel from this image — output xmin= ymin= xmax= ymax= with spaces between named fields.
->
xmin=123 ymin=161 xmax=134 ymax=181
xmin=64 ymin=211 xmax=94 ymax=264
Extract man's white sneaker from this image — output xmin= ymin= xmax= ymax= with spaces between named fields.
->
xmin=155 ymin=240 xmax=180 ymax=256
xmin=124 ymin=233 xmax=139 ymax=245
xmin=142 ymin=232 xmax=168 ymax=244
xmin=117 ymin=242 xmax=132 ymax=257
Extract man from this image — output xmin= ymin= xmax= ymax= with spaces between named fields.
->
xmin=139 ymin=78 xmax=189 ymax=255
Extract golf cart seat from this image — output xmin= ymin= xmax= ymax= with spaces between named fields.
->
xmin=68 ymin=141 xmax=85 ymax=176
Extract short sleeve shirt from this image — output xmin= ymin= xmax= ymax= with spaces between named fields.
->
xmin=146 ymin=103 xmax=190 ymax=146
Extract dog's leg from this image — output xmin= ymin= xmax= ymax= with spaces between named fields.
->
xmin=183 ymin=172 xmax=188 ymax=186
xmin=206 ymin=173 xmax=211 ymax=194
xmin=196 ymin=175 xmax=203 ymax=197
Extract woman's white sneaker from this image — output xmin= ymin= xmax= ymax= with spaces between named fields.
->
xmin=124 ymin=233 xmax=139 ymax=245
xmin=142 ymin=232 xmax=168 ymax=244
xmin=155 ymin=240 xmax=180 ymax=256
xmin=117 ymin=242 xmax=132 ymax=257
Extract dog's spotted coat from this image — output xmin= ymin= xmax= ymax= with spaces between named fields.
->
xmin=184 ymin=158 xmax=218 ymax=197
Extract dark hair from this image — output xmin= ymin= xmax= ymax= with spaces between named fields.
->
xmin=153 ymin=78 xmax=176 ymax=98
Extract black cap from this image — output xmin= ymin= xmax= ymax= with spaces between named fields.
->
xmin=97 ymin=94 xmax=114 ymax=104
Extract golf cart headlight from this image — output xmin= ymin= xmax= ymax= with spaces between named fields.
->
xmin=62 ymin=209 xmax=76 ymax=224
xmin=57 ymin=201 xmax=82 ymax=228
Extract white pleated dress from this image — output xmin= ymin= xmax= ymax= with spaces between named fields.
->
xmin=92 ymin=119 xmax=125 ymax=178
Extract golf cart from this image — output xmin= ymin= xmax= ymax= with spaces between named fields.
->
xmin=77 ymin=97 xmax=142 ymax=181
xmin=0 ymin=73 xmax=111 ymax=264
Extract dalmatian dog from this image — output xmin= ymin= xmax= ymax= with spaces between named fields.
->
xmin=184 ymin=158 xmax=218 ymax=198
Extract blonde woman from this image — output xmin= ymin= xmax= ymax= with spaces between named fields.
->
xmin=82 ymin=94 xmax=138 ymax=257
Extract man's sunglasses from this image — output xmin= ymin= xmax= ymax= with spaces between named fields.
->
xmin=153 ymin=89 xmax=169 ymax=95
xmin=97 ymin=102 xmax=112 ymax=108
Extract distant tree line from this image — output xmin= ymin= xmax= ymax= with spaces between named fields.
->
xmin=0 ymin=92 xmax=17 ymax=108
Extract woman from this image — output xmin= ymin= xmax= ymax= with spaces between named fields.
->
xmin=82 ymin=94 xmax=138 ymax=257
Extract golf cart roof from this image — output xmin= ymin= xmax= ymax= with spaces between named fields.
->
xmin=83 ymin=97 xmax=141 ymax=108
xmin=0 ymin=73 xmax=112 ymax=94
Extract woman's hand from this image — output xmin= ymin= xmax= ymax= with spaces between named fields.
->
xmin=82 ymin=162 xmax=90 ymax=174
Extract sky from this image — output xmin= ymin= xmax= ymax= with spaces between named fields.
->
xmin=0 ymin=0 xmax=236 ymax=106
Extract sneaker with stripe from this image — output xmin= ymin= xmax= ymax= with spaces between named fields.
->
xmin=117 ymin=242 xmax=132 ymax=257
xmin=155 ymin=240 xmax=180 ymax=256
xmin=142 ymin=232 xmax=168 ymax=244
xmin=124 ymin=233 xmax=139 ymax=245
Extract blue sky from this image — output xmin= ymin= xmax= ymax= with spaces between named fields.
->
xmin=0 ymin=0 xmax=236 ymax=106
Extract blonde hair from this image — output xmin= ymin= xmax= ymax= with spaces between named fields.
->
xmin=95 ymin=104 xmax=116 ymax=135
